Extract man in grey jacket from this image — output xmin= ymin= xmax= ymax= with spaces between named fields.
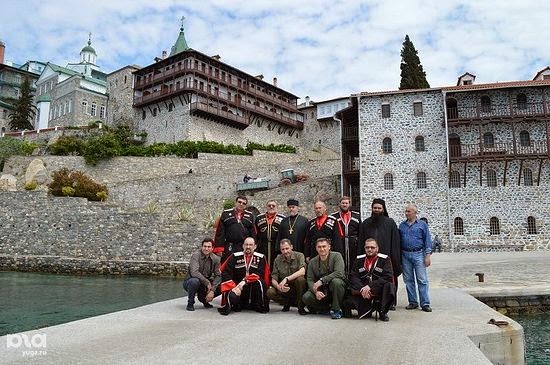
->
xmin=183 ymin=238 xmax=221 ymax=311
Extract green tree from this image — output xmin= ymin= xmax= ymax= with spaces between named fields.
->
xmin=8 ymin=77 xmax=36 ymax=130
xmin=399 ymin=35 xmax=430 ymax=90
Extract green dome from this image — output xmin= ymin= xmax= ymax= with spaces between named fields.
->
xmin=81 ymin=43 xmax=96 ymax=55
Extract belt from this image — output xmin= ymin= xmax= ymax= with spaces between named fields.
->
xmin=402 ymin=247 xmax=423 ymax=252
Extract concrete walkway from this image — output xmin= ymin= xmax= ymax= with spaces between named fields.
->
xmin=3 ymin=251 xmax=549 ymax=365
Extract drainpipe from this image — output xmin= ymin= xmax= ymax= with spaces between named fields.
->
xmin=442 ymin=90 xmax=453 ymax=252
xmin=333 ymin=109 xmax=343 ymax=199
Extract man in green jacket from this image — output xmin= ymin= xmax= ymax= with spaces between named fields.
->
xmin=302 ymin=237 xmax=347 ymax=319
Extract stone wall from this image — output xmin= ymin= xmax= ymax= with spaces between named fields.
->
xmin=106 ymin=66 xmax=139 ymax=127
xmin=301 ymin=104 xmax=341 ymax=154
xmin=476 ymin=294 xmax=550 ymax=316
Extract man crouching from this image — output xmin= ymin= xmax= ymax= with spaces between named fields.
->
xmin=348 ymin=238 xmax=396 ymax=321
xmin=218 ymin=237 xmax=271 ymax=315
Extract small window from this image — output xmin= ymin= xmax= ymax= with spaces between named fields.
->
xmin=450 ymin=171 xmax=461 ymax=188
xmin=382 ymin=104 xmax=390 ymax=118
xmin=152 ymin=108 xmax=157 ymax=117
xmin=91 ymin=102 xmax=97 ymax=117
xmin=416 ymin=172 xmax=427 ymax=189
xmin=82 ymin=100 xmax=88 ymax=114
xmin=142 ymin=110 xmax=146 ymax=120
xmin=168 ymin=103 xmax=174 ymax=112
xmin=454 ymin=217 xmax=464 ymax=235
xmin=382 ymin=137 xmax=392 ymax=154
xmin=483 ymin=132 xmax=494 ymax=148
xmin=486 ymin=169 xmax=497 ymax=187
xmin=413 ymin=102 xmax=423 ymax=116
xmin=523 ymin=168 xmax=533 ymax=186
xmin=384 ymin=173 xmax=394 ymax=190
xmin=519 ymin=130 xmax=530 ymax=147
xmin=527 ymin=216 xmax=537 ymax=234
xmin=481 ymin=95 xmax=491 ymax=113
xmin=490 ymin=217 xmax=500 ymax=235
xmin=517 ymin=93 xmax=527 ymax=110
xmin=415 ymin=136 xmax=425 ymax=151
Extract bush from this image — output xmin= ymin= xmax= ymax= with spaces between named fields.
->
xmin=62 ymin=186 xmax=75 ymax=196
xmin=49 ymin=168 xmax=108 ymax=201
xmin=246 ymin=141 xmax=296 ymax=154
xmin=49 ymin=136 xmax=86 ymax=156
xmin=96 ymin=191 xmax=108 ymax=201
xmin=0 ymin=137 xmax=30 ymax=170
xmin=25 ymin=180 xmax=38 ymax=190
xmin=83 ymin=133 xmax=122 ymax=165
xmin=223 ymin=199 xmax=235 ymax=209
xmin=21 ymin=141 xmax=40 ymax=155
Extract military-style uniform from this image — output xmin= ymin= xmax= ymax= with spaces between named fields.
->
xmin=331 ymin=210 xmax=362 ymax=276
xmin=305 ymin=215 xmax=341 ymax=259
xmin=213 ymin=208 xmax=255 ymax=260
xmin=218 ymin=251 xmax=271 ymax=315
xmin=255 ymin=212 xmax=285 ymax=267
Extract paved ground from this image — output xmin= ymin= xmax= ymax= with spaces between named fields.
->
xmin=2 ymin=251 xmax=549 ymax=365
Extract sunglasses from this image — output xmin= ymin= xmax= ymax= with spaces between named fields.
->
xmin=237 ymin=201 xmax=247 ymax=205
xmin=267 ymin=204 xmax=276 ymax=208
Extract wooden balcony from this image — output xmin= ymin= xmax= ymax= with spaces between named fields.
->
xmin=342 ymin=126 xmax=358 ymax=141
xmin=447 ymin=102 xmax=549 ymax=124
xmin=342 ymin=158 xmax=360 ymax=174
xmin=190 ymin=102 xmax=249 ymax=129
xmin=449 ymin=141 xmax=549 ymax=161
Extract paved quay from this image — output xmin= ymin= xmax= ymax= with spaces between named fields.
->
xmin=3 ymin=251 xmax=549 ymax=365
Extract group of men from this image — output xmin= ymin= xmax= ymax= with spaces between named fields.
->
xmin=183 ymin=196 xmax=433 ymax=322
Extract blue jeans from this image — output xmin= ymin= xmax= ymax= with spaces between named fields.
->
xmin=401 ymin=251 xmax=430 ymax=307
xmin=183 ymin=277 xmax=203 ymax=305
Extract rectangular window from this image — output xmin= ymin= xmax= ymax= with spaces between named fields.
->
xmin=82 ymin=101 xmax=88 ymax=114
xmin=100 ymin=105 xmax=106 ymax=119
xmin=91 ymin=103 xmax=97 ymax=117
xmin=382 ymin=104 xmax=390 ymax=118
xmin=413 ymin=102 xmax=423 ymax=116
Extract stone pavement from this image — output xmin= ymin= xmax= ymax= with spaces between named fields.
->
xmin=3 ymin=251 xmax=548 ymax=365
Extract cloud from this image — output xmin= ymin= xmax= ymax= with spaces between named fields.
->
xmin=1 ymin=0 xmax=549 ymax=101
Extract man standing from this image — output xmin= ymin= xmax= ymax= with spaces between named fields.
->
xmin=359 ymin=198 xmax=401 ymax=309
xmin=399 ymin=204 xmax=433 ymax=312
xmin=218 ymin=237 xmax=271 ymax=315
xmin=277 ymin=199 xmax=309 ymax=254
xmin=348 ymin=238 xmax=396 ymax=321
xmin=331 ymin=196 xmax=362 ymax=276
xmin=267 ymin=239 xmax=308 ymax=315
xmin=213 ymin=195 xmax=255 ymax=261
xmin=183 ymin=238 xmax=221 ymax=311
xmin=302 ymin=238 xmax=346 ymax=319
xmin=305 ymin=201 xmax=341 ymax=262
xmin=255 ymin=200 xmax=285 ymax=268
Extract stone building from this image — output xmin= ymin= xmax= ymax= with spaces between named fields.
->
xmin=133 ymin=25 xmax=304 ymax=146
xmin=34 ymin=35 xmax=108 ymax=129
xmin=338 ymin=68 xmax=550 ymax=251
xmin=106 ymin=65 xmax=141 ymax=126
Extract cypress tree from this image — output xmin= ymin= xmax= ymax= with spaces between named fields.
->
xmin=399 ymin=35 xmax=430 ymax=90
xmin=8 ymin=77 xmax=36 ymax=131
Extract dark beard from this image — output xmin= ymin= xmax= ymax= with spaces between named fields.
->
xmin=370 ymin=212 xmax=384 ymax=226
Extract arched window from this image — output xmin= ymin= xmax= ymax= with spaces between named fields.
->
xmin=519 ymin=130 xmax=530 ymax=147
xmin=454 ymin=217 xmax=464 ymax=235
xmin=416 ymin=172 xmax=427 ymax=189
xmin=481 ymin=95 xmax=491 ymax=113
xmin=382 ymin=137 xmax=392 ymax=154
xmin=516 ymin=93 xmax=527 ymax=110
xmin=523 ymin=168 xmax=533 ymax=186
xmin=384 ymin=173 xmax=394 ymax=190
xmin=527 ymin=216 xmax=537 ymax=235
xmin=415 ymin=136 xmax=425 ymax=151
xmin=490 ymin=217 xmax=500 ymax=235
xmin=483 ymin=132 xmax=494 ymax=148
xmin=486 ymin=169 xmax=497 ymax=187
xmin=450 ymin=171 xmax=461 ymax=188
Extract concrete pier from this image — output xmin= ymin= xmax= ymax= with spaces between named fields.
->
xmin=3 ymin=251 xmax=549 ymax=365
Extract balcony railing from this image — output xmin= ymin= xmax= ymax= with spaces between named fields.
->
xmin=342 ymin=126 xmax=358 ymax=140
xmin=342 ymin=158 xmax=360 ymax=173
xmin=447 ymin=102 xmax=548 ymax=122
xmin=189 ymin=102 xmax=248 ymax=128
xmin=449 ymin=140 xmax=549 ymax=159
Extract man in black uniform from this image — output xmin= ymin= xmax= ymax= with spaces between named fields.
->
xmin=255 ymin=200 xmax=285 ymax=268
xmin=277 ymin=199 xmax=309 ymax=254
xmin=218 ymin=237 xmax=271 ymax=315
xmin=213 ymin=196 xmax=255 ymax=261
xmin=348 ymin=238 xmax=396 ymax=321
xmin=331 ymin=196 xmax=362 ymax=276
xmin=305 ymin=201 xmax=341 ymax=262
xmin=358 ymin=198 xmax=401 ymax=310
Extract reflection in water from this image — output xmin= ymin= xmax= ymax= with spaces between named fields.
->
xmin=1 ymin=271 xmax=183 ymax=336
xmin=512 ymin=313 xmax=550 ymax=365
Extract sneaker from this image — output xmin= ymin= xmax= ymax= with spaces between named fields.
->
xmin=330 ymin=310 xmax=343 ymax=319
xmin=406 ymin=303 xmax=419 ymax=310
xmin=421 ymin=306 xmax=432 ymax=312
xmin=186 ymin=304 xmax=195 ymax=311
xmin=282 ymin=305 xmax=290 ymax=312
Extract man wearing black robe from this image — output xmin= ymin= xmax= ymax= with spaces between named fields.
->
xmin=276 ymin=199 xmax=309 ymax=255
xmin=358 ymin=198 xmax=401 ymax=309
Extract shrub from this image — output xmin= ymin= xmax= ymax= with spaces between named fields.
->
xmin=96 ymin=191 xmax=108 ymax=201
xmin=48 ymin=168 xmax=108 ymax=201
xmin=176 ymin=206 xmax=194 ymax=222
xmin=49 ymin=136 xmax=86 ymax=156
xmin=21 ymin=141 xmax=40 ymax=155
xmin=25 ymin=180 xmax=38 ymax=190
xmin=223 ymin=199 xmax=235 ymax=209
xmin=83 ymin=133 xmax=122 ymax=165
xmin=62 ymin=186 xmax=75 ymax=196
xmin=144 ymin=202 xmax=158 ymax=213
xmin=0 ymin=137 xmax=28 ymax=170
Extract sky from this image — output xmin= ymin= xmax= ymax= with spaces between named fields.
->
xmin=2 ymin=0 xmax=549 ymax=102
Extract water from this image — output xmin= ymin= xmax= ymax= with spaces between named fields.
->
xmin=0 ymin=271 xmax=184 ymax=336
xmin=512 ymin=313 xmax=550 ymax=365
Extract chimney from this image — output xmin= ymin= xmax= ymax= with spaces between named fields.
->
xmin=273 ymin=77 xmax=278 ymax=87
xmin=305 ymin=96 xmax=310 ymax=106
xmin=162 ymin=50 xmax=167 ymax=59
xmin=211 ymin=54 xmax=221 ymax=61
xmin=255 ymin=74 xmax=264 ymax=81
xmin=0 ymin=40 xmax=5 ymax=65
